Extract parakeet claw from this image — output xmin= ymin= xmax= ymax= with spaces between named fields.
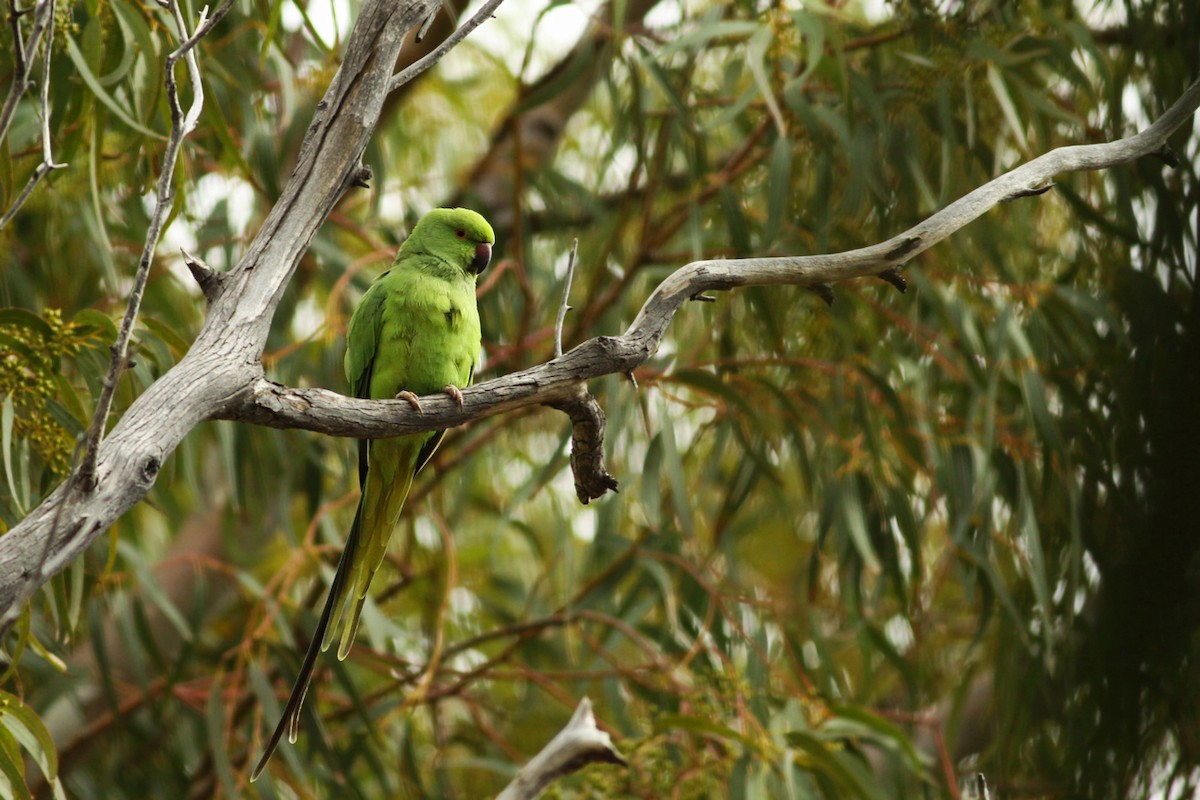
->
xmin=443 ymin=384 xmax=464 ymax=410
xmin=397 ymin=390 xmax=423 ymax=413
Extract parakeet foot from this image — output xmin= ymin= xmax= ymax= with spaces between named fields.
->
xmin=443 ymin=385 xmax=464 ymax=410
xmin=397 ymin=390 xmax=423 ymax=413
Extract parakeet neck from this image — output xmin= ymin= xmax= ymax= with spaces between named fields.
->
xmin=398 ymin=239 xmax=474 ymax=284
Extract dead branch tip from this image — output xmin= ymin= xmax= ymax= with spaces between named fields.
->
xmin=1154 ymin=143 xmax=1180 ymax=167
xmin=809 ymin=283 xmax=834 ymax=306
xmin=550 ymin=389 xmax=620 ymax=504
xmin=877 ymin=267 xmax=908 ymax=293
xmin=351 ymin=164 xmax=373 ymax=189
xmin=181 ymin=249 xmax=223 ymax=303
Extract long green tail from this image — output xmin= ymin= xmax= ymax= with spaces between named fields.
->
xmin=252 ymin=437 xmax=417 ymax=781
xmin=250 ymin=500 xmax=363 ymax=782
xmin=326 ymin=437 xmax=417 ymax=659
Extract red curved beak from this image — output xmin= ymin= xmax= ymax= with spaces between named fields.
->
xmin=470 ymin=242 xmax=492 ymax=275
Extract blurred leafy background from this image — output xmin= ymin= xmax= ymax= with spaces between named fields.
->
xmin=1 ymin=0 xmax=1198 ymax=797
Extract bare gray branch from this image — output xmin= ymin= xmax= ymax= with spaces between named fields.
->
xmin=0 ymin=0 xmax=1195 ymax=643
xmin=388 ymin=0 xmax=506 ymax=92
xmin=215 ymin=75 xmax=1200 ymax=499
xmin=0 ymin=0 xmax=442 ymax=629
xmin=76 ymin=0 xmax=216 ymax=491
xmin=495 ymin=698 xmax=625 ymax=800
xmin=554 ymin=238 xmax=579 ymax=359
xmin=0 ymin=0 xmax=65 ymax=230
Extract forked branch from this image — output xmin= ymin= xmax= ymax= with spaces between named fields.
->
xmin=217 ymin=74 xmax=1200 ymax=502
xmin=0 ymin=0 xmax=66 ymax=230
xmin=0 ymin=0 xmax=1195 ymax=647
xmin=387 ymin=0 xmax=508 ymax=92
xmin=77 ymin=0 xmax=218 ymax=491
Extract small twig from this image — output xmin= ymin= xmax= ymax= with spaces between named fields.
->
xmin=164 ymin=1 xmax=206 ymax=132
xmin=0 ymin=0 xmax=64 ymax=230
xmin=8 ymin=0 xmax=28 ymax=75
xmin=387 ymin=0 xmax=507 ymax=92
xmin=553 ymin=239 xmax=579 ymax=358
xmin=36 ymin=0 xmax=60 ymax=167
xmin=169 ymin=0 xmax=233 ymax=62
xmin=0 ymin=0 xmax=53 ymax=147
xmin=0 ymin=163 xmax=57 ymax=229
xmin=495 ymin=697 xmax=625 ymax=800
xmin=959 ymin=772 xmax=990 ymax=799
xmin=414 ymin=0 xmax=442 ymax=42
xmin=350 ymin=164 xmax=373 ymax=188
xmin=1154 ymin=143 xmax=1180 ymax=167
xmin=76 ymin=0 xmax=219 ymax=490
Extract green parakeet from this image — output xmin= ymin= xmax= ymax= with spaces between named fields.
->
xmin=252 ymin=208 xmax=495 ymax=780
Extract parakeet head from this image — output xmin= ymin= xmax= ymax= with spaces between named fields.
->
xmin=402 ymin=207 xmax=496 ymax=277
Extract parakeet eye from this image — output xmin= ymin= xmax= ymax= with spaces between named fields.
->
xmin=455 ymin=229 xmax=466 ymax=238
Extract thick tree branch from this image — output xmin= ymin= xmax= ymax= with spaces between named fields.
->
xmin=77 ymin=0 xmax=213 ymax=491
xmin=216 ymin=333 xmax=636 ymax=501
xmin=0 ymin=0 xmax=446 ymax=628
xmin=0 ymin=0 xmax=1194 ymax=639
xmin=215 ymin=74 xmax=1200 ymax=502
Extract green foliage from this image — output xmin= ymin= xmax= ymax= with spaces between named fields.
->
xmin=1 ymin=0 xmax=1198 ymax=798
xmin=0 ymin=689 xmax=66 ymax=800
xmin=0 ymin=307 xmax=109 ymax=506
